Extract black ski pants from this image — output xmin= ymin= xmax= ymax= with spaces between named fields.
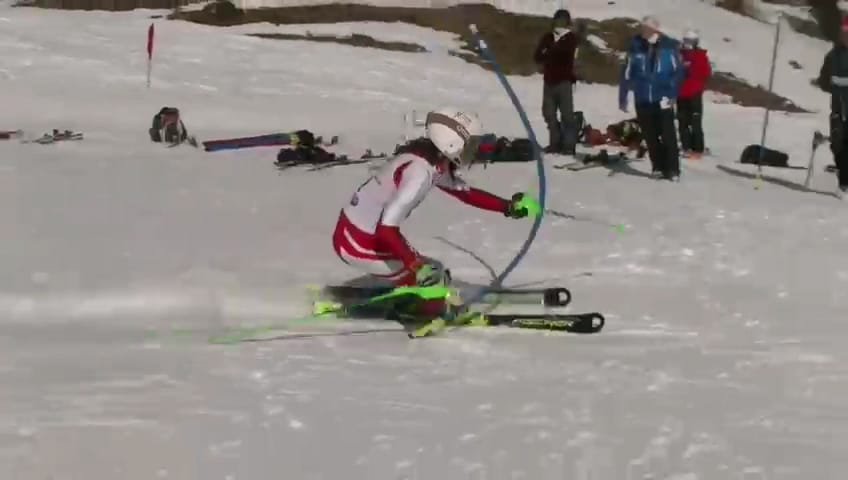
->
xmin=636 ymin=102 xmax=680 ymax=176
xmin=542 ymin=81 xmax=577 ymax=154
xmin=677 ymin=94 xmax=705 ymax=153
xmin=830 ymin=113 xmax=848 ymax=187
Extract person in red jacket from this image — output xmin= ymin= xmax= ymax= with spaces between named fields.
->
xmin=677 ymin=29 xmax=711 ymax=159
xmin=534 ymin=9 xmax=580 ymax=155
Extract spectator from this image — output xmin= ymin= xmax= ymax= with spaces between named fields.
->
xmin=534 ymin=9 xmax=579 ymax=155
xmin=619 ymin=16 xmax=685 ymax=181
xmin=817 ymin=16 xmax=848 ymax=193
xmin=678 ymin=29 xmax=711 ymax=159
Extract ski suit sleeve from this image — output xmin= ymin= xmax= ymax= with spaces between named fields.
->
xmin=534 ymin=34 xmax=550 ymax=64
xmin=374 ymin=160 xmax=434 ymax=269
xmin=670 ymin=47 xmax=686 ymax=97
xmin=619 ymin=51 xmax=632 ymax=107
xmin=818 ymin=49 xmax=834 ymax=93
xmin=695 ymin=50 xmax=712 ymax=81
xmin=436 ymin=174 xmax=510 ymax=213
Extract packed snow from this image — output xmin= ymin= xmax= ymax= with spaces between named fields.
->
xmin=1 ymin=3 xmax=848 ymax=479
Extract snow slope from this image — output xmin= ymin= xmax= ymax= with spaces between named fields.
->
xmin=2 ymin=4 xmax=848 ymax=480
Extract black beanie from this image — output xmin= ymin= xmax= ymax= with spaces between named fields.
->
xmin=553 ymin=9 xmax=571 ymax=23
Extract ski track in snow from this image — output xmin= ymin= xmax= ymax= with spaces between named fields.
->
xmin=1 ymin=4 xmax=848 ymax=480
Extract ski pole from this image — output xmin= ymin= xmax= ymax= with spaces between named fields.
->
xmin=545 ymin=208 xmax=626 ymax=232
xmin=756 ymin=13 xmax=782 ymax=190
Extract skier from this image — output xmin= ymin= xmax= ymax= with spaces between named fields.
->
xmin=619 ymin=15 xmax=685 ymax=181
xmin=332 ymin=107 xmax=539 ymax=296
xmin=816 ymin=16 xmax=848 ymax=193
xmin=677 ymin=29 xmax=711 ymax=159
xmin=534 ymin=9 xmax=580 ymax=155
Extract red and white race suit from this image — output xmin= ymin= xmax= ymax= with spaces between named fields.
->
xmin=332 ymin=150 xmax=508 ymax=286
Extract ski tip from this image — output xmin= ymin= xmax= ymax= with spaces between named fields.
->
xmin=313 ymin=300 xmax=343 ymax=316
xmin=573 ymin=312 xmax=605 ymax=334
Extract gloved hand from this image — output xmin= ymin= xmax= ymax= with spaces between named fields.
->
xmin=413 ymin=261 xmax=449 ymax=287
xmin=660 ymin=96 xmax=672 ymax=110
xmin=505 ymin=192 xmax=541 ymax=219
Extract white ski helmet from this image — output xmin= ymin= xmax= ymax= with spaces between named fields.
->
xmin=425 ymin=107 xmax=483 ymax=168
xmin=682 ymin=28 xmax=699 ymax=48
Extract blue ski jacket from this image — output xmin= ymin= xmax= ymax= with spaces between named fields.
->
xmin=619 ymin=34 xmax=685 ymax=108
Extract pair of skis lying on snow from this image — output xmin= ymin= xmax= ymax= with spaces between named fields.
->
xmin=209 ymin=284 xmax=604 ymax=343
xmin=308 ymin=284 xmax=604 ymax=339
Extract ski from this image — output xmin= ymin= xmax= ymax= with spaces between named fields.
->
xmin=804 ymin=130 xmax=827 ymax=189
xmin=203 ymin=132 xmax=337 ymax=152
xmin=306 ymin=157 xmax=374 ymax=171
xmin=553 ymin=150 xmax=631 ymax=171
xmin=0 ymin=129 xmax=23 ymax=140
xmin=360 ymin=149 xmax=389 ymax=160
xmin=408 ymin=311 xmax=605 ymax=338
xmin=203 ymin=132 xmax=296 ymax=151
xmin=319 ymin=284 xmax=571 ymax=307
xmin=21 ymin=129 xmax=83 ymax=144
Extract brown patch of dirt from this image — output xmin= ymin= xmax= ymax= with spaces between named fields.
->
xmin=19 ymin=0 xmax=198 ymax=10
xmin=710 ymin=71 xmax=805 ymax=112
xmin=249 ymin=32 xmax=426 ymax=53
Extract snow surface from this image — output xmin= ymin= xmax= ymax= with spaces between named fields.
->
xmin=2 ymin=3 xmax=848 ymax=480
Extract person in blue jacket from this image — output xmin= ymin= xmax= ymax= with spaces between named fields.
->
xmin=619 ymin=16 xmax=685 ymax=181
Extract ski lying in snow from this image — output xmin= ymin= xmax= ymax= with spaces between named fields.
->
xmin=360 ymin=149 xmax=389 ymax=160
xmin=274 ymin=156 xmax=373 ymax=171
xmin=407 ymin=311 xmax=605 ymax=338
xmin=804 ymin=130 xmax=828 ymax=189
xmin=319 ymin=285 xmax=572 ymax=307
xmin=553 ymin=150 xmax=631 ymax=171
xmin=21 ymin=129 xmax=83 ymax=144
xmin=0 ymin=129 xmax=23 ymax=140
xmin=206 ymin=310 xmax=605 ymax=344
xmin=203 ymin=132 xmax=338 ymax=152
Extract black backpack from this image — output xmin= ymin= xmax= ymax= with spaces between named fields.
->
xmin=739 ymin=144 xmax=789 ymax=168
xmin=149 ymin=107 xmax=189 ymax=145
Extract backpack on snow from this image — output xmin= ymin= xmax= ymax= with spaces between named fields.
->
xmin=476 ymin=136 xmax=535 ymax=163
xmin=275 ymin=130 xmax=337 ymax=166
xmin=149 ymin=107 xmax=192 ymax=145
xmin=606 ymin=118 xmax=643 ymax=149
xmin=739 ymin=144 xmax=789 ymax=168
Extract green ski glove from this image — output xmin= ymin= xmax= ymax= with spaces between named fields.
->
xmin=505 ymin=192 xmax=541 ymax=219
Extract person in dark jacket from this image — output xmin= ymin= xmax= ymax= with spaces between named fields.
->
xmin=534 ymin=9 xmax=580 ymax=155
xmin=619 ymin=16 xmax=685 ymax=180
xmin=677 ymin=29 xmax=712 ymax=159
xmin=817 ymin=16 xmax=848 ymax=192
